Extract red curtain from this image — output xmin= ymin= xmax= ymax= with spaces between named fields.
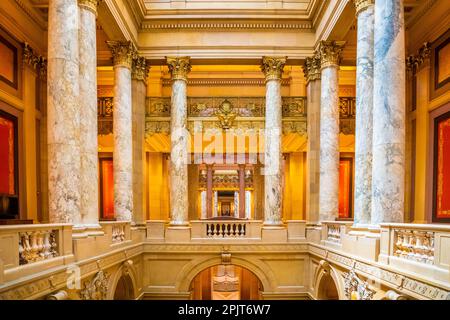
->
xmin=437 ymin=117 xmax=450 ymax=218
xmin=339 ymin=159 xmax=351 ymax=218
xmin=101 ymin=159 xmax=114 ymax=219
xmin=0 ymin=115 xmax=15 ymax=195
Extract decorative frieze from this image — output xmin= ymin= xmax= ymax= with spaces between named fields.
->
xmin=132 ymin=56 xmax=150 ymax=84
xmin=141 ymin=22 xmax=312 ymax=30
xmin=161 ymin=78 xmax=291 ymax=87
xmin=317 ymin=40 xmax=345 ymax=69
xmin=78 ymin=0 xmax=99 ymax=14
xmin=343 ymin=269 xmax=375 ymax=300
xmin=303 ymin=56 xmax=321 ymax=83
xmin=353 ymin=0 xmax=374 ymax=16
xmin=80 ymin=270 xmax=109 ymax=300
xmin=166 ymin=56 xmax=191 ymax=81
xmin=106 ymin=40 xmax=136 ymax=69
xmin=260 ymin=56 xmax=286 ymax=82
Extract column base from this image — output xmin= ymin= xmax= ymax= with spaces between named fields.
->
xmin=261 ymin=225 xmax=288 ymax=243
xmin=165 ymin=226 xmax=191 ymax=243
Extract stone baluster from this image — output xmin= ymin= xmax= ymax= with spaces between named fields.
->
xmin=106 ymin=41 xmax=136 ymax=221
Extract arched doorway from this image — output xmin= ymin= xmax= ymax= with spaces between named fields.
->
xmin=190 ymin=264 xmax=263 ymax=300
xmin=317 ymin=274 xmax=339 ymax=300
xmin=113 ymin=275 xmax=135 ymax=300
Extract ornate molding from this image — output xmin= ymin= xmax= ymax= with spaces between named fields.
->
xmin=106 ymin=41 xmax=136 ymax=69
xmin=216 ymin=99 xmax=237 ymax=130
xmin=166 ymin=56 xmax=191 ymax=81
xmin=78 ymin=0 xmax=99 ymax=14
xmin=303 ymin=56 xmax=321 ymax=83
xmin=317 ymin=40 xmax=345 ymax=69
xmin=132 ymin=56 xmax=150 ymax=84
xmin=80 ymin=270 xmax=109 ymax=300
xmin=141 ymin=22 xmax=313 ymax=30
xmin=353 ymin=0 xmax=374 ymax=16
xmin=22 ymin=43 xmax=47 ymax=78
xmin=406 ymin=42 xmax=431 ymax=73
xmin=343 ymin=269 xmax=375 ymax=300
xmin=161 ymin=78 xmax=290 ymax=87
xmin=261 ymin=56 xmax=287 ymax=82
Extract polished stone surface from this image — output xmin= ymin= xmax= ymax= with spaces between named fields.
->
xmin=354 ymin=3 xmax=374 ymax=225
xmin=372 ymin=0 xmax=406 ymax=224
xmin=47 ymin=0 xmax=81 ymax=224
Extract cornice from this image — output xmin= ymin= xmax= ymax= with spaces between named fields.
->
xmin=141 ymin=21 xmax=313 ymax=31
xmin=13 ymin=0 xmax=47 ymax=30
xmin=406 ymin=0 xmax=438 ymax=30
xmin=161 ymin=78 xmax=291 ymax=87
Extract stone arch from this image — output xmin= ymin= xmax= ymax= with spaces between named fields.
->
xmin=108 ymin=260 xmax=139 ymax=300
xmin=177 ymin=256 xmax=276 ymax=294
xmin=313 ymin=261 xmax=346 ymax=300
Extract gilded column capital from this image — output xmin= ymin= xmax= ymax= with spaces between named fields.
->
xmin=317 ymin=40 xmax=345 ymax=69
xmin=78 ymin=0 xmax=100 ymax=14
xmin=303 ymin=55 xmax=321 ymax=83
xmin=132 ymin=56 xmax=150 ymax=84
xmin=353 ymin=0 xmax=374 ymax=16
xmin=166 ymin=56 xmax=191 ymax=81
xmin=406 ymin=42 xmax=431 ymax=73
xmin=107 ymin=40 xmax=136 ymax=69
xmin=260 ymin=56 xmax=287 ymax=82
xmin=23 ymin=42 xmax=47 ymax=78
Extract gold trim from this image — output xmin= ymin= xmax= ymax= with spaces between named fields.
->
xmin=303 ymin=56 xmax=321 ymax=83
xmin=353 ymin=0 xmax=374 ymax=16
xmin=106 ymin=41 xmax=136 ymax=69
xmin=132 ymin=56 xmax=150 ymax=84
xmin=78 ymin=0 xmax=99 ymax=15
xmin=317 ymin=40 xmax=345 ymax=69
xmin=260 ymin=56 xmax=286 ymax=82
xmin=166 ymin=56 xmax=191 ymax=81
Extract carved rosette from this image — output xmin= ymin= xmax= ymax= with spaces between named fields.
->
xmin=303 ymin=56 xmax=321 ymax=83
xmin=353 ymin=0 xmax=374 ymax=16
xmin=166 ymin=56 xmax=191 ymax=81
xmin=132 ymin=56 xmax=150 ymax=84
xmin=78 ymin=0 xmax=99 ymax=14
xmin=317 ymin=40 xmax=345 ymax=69
xmin=107 ymin=40 xmax=136 ymax=69
xmin=260 ymin=56 xmax=287 ymax=82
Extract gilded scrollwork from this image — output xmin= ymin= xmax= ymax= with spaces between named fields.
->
xmin=80 ymin=270 xmax=109 ymax=300
xmin=343 ymin=269 xmax=375 ymax=300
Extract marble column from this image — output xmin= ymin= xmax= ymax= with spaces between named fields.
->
xmin=206 ymin=165 xmax=213 ymax=218
xmin=238 ymin=164 xmax=246 ymax=218
xmin=78 ymin=0 xmax=100 ymax=229
xmin=372 ymin=0 xmax=406 ymax=224
xmin=261 ymin=57 xmax=286 ymax=225
xmin=167 ymin=57 xmax=191 ymax=225
xmin=353 ymin=0 xmax=374 ymax=225
xmin=131 ymin=56 xmax=150 ymax=225
xmin=47 ymin=0 xmax=81 ymax=224
xmin=303 ymin=56 xmax=321 ymax=224
xmin=318 ymin=41 xmax=344 ymax=222
xmin=107 ymin=41 xmax=136 ymax=221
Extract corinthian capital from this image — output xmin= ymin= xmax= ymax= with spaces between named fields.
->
xmin=261 ymin=56 xmax=287 ymax=82
xmin=78 ymin=0 xmax=99 ymax=14
xmin=132 ymin=56 xmax=150 ymax=84
xmin=303 ymin=55 xmax=321 ymax=83
xmin=353 ymin=0 xmax=374 ymax=16
xmin=166 ymin=57 xmax=191 ymax=81
xmin=106 ymin=40 xmax=136 ymax=69
xmin=317 ymin=40 xmax=345 ymax=69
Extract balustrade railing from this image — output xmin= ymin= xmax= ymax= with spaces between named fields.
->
xmin=393 ymin=229 xmax=434 ymax=265
xmin=206 ymin=222 xmax=247 ymax=238
xmin=321 ymin=221 xmax=354 ymax=246
xmin=190 ymin=220 xmax=262 ymax=240
xmin=100 ymin=221 xmax=131 ymax=246
xmin=19 ymin=229 xmax=59 ymax=265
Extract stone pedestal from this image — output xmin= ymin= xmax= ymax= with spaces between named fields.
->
xmin=261 ymin=57 xmax=286 ymax=226
xmin=261 ymin=226 xmax=288 ymax=243
xmin=167 ymin=57 xmax=191 ymax=225
xmin=165 ymin=226 xmax=191 ymax=243
xmin=371 ymin=0 xmax=406 ymax=224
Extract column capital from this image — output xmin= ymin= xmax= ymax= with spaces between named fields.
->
xmin=166 ymin=56 xmax=191 ymax=81
xmin=260 ymin=56 xmax=287 ymax=82
xmin=406 ymin=42 xmax=431 ymax=73
xmin=353 ymin=0 xmax=374 ymax=16
xmin=132 ymin=56 xmax=150 ymax=84
xmin=303 ymin=56 xmax=322 ymax=83
xmin=23 ymin=42 xmax=47 ymax=79
xmin=317 ymin=40 xmax=345 ymax=69
xmin=107 ymin=40 xmax=136 ymax=69
xmin=78 ymin=0 xmax=99 ymax=14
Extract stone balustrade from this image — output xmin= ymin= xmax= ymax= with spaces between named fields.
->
xmin=393 ymin=228 xmax=434 ymax=265
xmin=0 ymin=224 xmax=73 ymax=283
xmin=99 ymin=221 xmax=131 ymax=246
xmin=320 ymin=221 xmax=354 ymax=248
xmin=191 ymin=220 xmax=262 ymax=241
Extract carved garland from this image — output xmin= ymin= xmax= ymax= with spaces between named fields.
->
xmin=343 ymin=269 xmax=375 ymax=300
xmin=80 ymin=270 xmax=109 ymax=300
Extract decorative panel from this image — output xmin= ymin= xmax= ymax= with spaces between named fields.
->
xmin=100 ymin=158 xmax=114 ymax=220
xmin=338 ymin=158 xmax=353 ymax=219
xmin=0 ymin=28 xmax=22 ymax=98
xmin=0 ymin=111 xmax=17 ymax=195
